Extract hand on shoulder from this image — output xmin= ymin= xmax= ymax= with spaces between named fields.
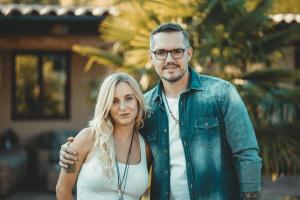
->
xmin=71 ymin=127 xmax=94 ymax=154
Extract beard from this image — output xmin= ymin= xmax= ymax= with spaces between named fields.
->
xmin=161 ymin=63 xmax=188 ymax=83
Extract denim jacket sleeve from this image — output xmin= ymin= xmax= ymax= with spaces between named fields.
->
xmin=221 ymin=83 xmax=262 ymax=193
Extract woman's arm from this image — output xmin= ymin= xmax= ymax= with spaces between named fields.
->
xmin=56 ymin=128 xmax=93 ymax=200
xmin=145 ymin=142 xmax=152 ymax=171
xmin=142 ymin=142 xmax=152 ymax=199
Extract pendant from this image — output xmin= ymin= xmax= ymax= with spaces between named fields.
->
xmin=117 ymin=186 xmax=124 ymax=200
xmin=117 ymin=187 xmax=121 ymax=196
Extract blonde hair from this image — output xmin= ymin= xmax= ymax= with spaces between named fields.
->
xmin=88 ymin=73 xmax=145 ymax=180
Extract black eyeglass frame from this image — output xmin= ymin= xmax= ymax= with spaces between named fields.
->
xmin=151 ymin=47 xmax=190 ymax=60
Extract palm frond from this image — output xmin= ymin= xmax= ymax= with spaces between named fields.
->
xmin=259 ymin=25 xmax=300 ymax=52
xmin=242 ymin=68 xmax=298 ymax=82
xmin=72 ymin=44 xmax=124 ymax=70
xmin=230 ymin=0 xmax=271 ymax=33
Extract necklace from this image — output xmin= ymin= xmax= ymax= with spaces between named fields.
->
xmin=115 ymin=132 xmax=134 ymax=200
xmin=163 ymin=91 xmax=179 ymax=124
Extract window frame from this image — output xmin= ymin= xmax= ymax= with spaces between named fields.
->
xmin=11 ymin=50 xmax=71 ymax=120
xmin=295 ymin=44 xmax=300 ymax=70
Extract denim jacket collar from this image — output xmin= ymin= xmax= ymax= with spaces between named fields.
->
xmin=153 ymin=67 xmax=205 ymax=103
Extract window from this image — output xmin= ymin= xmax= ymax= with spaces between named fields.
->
xmin=12 ymin=51 xmax=70 ymax=120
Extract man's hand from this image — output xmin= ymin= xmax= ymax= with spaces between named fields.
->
xmin=242 ymin=192 xmax=258 ymax=200
xmin=59 ymin=137 xmax=78 ymax=170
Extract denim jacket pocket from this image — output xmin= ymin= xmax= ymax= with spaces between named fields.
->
xmin=192 ymin=117 xmax=221 ymax=147
xmin=194 ymin=117 xmax=220 ymax=129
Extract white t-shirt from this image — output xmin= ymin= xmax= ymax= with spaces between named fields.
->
xmin=163 ymin=94 xmax=190 ymax=200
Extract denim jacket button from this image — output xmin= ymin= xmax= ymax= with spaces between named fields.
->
xmin=164 ymin=129 xmax=167 ymax=133
xmin=205 ymin=122 xmax=208 ymax=127
xmin=165 ymin=170 xmax=168 ymax=175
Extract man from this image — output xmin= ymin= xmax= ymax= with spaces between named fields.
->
xmin=59 ymin=23 xmax=262 ymax=200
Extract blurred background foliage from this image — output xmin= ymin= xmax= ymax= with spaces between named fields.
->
xmin=75 ymin=0 xmax=300 ymax=178
xmin=2 ymin=0 xmax=299 ymax=177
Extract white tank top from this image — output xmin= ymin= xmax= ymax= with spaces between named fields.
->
xmin=76 ymin=135 xmax=148 ymax=200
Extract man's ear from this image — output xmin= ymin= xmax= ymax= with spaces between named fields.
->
xmin=148 ymin=51 xmax=153 ymax=62
xmin=187 ymin=47 xmax=193 ymax=61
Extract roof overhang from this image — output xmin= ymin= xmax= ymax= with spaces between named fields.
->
xmin=0 ymin=4 xmax=110 ymax=35
xmin=0 ymin=4 xmax=299 ymax=35
xmin=270 ymin=13 xmax=300 ymax=24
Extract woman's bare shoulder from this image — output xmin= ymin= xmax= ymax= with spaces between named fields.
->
xmin=72 ymin=127 xmax=94 ymax=151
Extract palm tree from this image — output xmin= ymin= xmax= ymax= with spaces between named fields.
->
xmin=74 ymin=0 xmax=300 ymax=176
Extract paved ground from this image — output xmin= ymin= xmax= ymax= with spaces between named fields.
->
xmin=3 ymin=191 xmax=56 ymax=200
xmin=259 ymin=176 xmax=300 ymax=200
xmin=2 ymin=176 xmax=300 ymax=200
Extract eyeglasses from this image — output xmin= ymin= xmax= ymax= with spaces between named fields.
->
xmin=151 ymin=48 xmax=188 ymax=60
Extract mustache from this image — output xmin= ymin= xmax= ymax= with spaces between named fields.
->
xmin=163 ymin=62 xmax=180 ymax=69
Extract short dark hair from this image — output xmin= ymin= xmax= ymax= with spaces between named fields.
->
xmin=150 ymin=23 xmax=190 ymax=49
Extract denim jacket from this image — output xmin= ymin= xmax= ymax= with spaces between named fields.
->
xmin=140 ymin=67 xmax=262 ymax=200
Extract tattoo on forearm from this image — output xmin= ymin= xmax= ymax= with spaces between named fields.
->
xmin=65 ymin=164 xmax=76 ymax=174
xmin=242 ymin=192 xmax=257 ymax=200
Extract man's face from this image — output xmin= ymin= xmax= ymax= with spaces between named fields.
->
xmin=149 ymin=31 xmax=193 ymax=83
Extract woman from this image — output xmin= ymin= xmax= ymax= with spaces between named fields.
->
xmin=56 ymin=73 xmax=151 ymax=200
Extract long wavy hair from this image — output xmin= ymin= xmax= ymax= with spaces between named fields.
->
xmin=88 ymin=73 xmax=145 ymax=180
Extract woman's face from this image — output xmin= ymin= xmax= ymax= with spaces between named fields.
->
xmin=109 ymin=81 xmax=139 ymax=127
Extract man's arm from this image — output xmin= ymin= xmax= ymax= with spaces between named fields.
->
xmin=221 ymin=83 xmax=262 ymax=196
xmin=56 ymin=129 xmax=92 ymax=200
